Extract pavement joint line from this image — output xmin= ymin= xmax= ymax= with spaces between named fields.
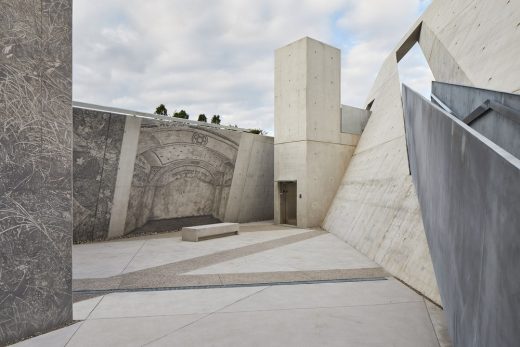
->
xmin=73 ymin=277 xmax=389 ymax=296
xmin=141 ymin=286 xmax=270 ymax=346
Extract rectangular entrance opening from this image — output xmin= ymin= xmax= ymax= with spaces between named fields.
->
xmin=279 ymin=181 xmax=297 ymax=226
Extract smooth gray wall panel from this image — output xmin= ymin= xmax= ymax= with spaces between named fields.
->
xmin=403 ymin=85 xmax=520 ymax=347
xmin=0 ymin=0 xmax=72 ymax=344
xmin=432 ymin=81 xmax=520 ymax=159
xmin=73 ymin=108 xmax=126 ymax=242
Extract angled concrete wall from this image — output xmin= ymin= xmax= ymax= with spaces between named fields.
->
xmin=72 ymin=107 xmax=274 ymax=241
xmin=323 ymin=0 xmax=520 ymax=305
xmin=0 ymin=0 xmax=72 ymax=344
xmin=403 ymin=85 xmax=520 ymax=347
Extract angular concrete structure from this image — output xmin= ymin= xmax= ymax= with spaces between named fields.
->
xmin=0 ymin=0 xmax=73 ymax=344
xmin=274 ymin=37 xmax=358 ymax=228
xmin=322 ymin=0 xmax=520 ymax=306
xmin=403 ymin=84 xmax=520 ymax=347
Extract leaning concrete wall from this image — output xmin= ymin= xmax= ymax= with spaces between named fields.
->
xmin=323 ymin=0 xmax=520 ymax=305
xmin=0 ymin=0 xmax=72 ymax=344
xmin=225 ymin=133 xmax=274 ymax=223
xmin=72 ymin=108 xmax=274 ymax=241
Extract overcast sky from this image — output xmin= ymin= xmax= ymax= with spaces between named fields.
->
xmin=73 ymin=0 xmax=433 ymax=134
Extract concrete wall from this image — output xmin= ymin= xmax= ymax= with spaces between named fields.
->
xmin=0 ymin=0 xmax=72 ymax=344
xmin=225 ymin=133 xmax=274 ymax=223
xmin=274 ymin=37 xmax=358 ymax=228
xmin=73 ymin=108 xmax=126 ymax=242
xmin=72 ymin=107 xmax=274 ymax=241
xmin=322 ymin=0 xmax=520 ymax=305
xmin=341 ymin=105 xmax=370 ymax=135
xmin=403 ymin=85 xmax=520 ymax=347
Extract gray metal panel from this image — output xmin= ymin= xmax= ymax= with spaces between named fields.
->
xmin=341 ymin=105 xmax=370 ymax=134
xmin=403 ymin=85 xmax=520 ymax=347
xmin=432 ymin=81 xmax=520 ymax=158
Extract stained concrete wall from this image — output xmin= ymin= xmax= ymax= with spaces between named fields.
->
xmin=72 ymin=107 xmax=274 ymax=241
xmin=274 ymin=37 xmax=358 ymax=228
xmin=0 ymin=0 xmax=72 ymax=344
xmin=73 ymin=108 xmax=126 ymax=242
xmin=403 ymin=85 xmax=520 ymax=347
xmin=322 ymin=0 xmax=520 ymax=305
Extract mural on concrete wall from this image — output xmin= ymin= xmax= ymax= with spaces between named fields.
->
xmin=124 ymin=120 xmax=241 ymax=233
xmin=0 ymin=0 xmax=72 ymax=344
xmin=73 ymin=108 xmax=125 ymax=242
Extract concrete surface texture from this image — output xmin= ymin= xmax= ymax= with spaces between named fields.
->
xmin=322 ymin=0 xmax=520 ymax=305
xmin=274 ymin=37 xmax=359 ymax=228
xmin=0 ymin=0 xmax=73 ymax=345
xmin=72 ymin=108 xmax=127 ymax=242
xmin=15 ymin=222 xmax=451 ymax=346
xmin=72 ymin=107 xmax=274 ymax=241
xmin=403 ymin=85 xmax=520 ymax=347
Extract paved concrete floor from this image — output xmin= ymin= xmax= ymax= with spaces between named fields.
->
xmin=13 ymin=222 xmax=452 ymax=346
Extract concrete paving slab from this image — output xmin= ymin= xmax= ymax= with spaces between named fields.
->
xmin=11 ymin=322 xmax=82 ymax=347
xmin=73 ymin=296 xmax=104 ymax=320
xmin=220 ymin=279 xmax=423 ymax=313
xmin=148 ymin=302 xmax=439 ymax=347
xmin=73 ymin=228 xmax=308 ymax=279
xmin=73 ymin=240 xmax=146 ymax=279
xmin=89 ymin=286 xmax=267 ymax=319
xmin=66 ymin=314 xmax=203 ymax=347
xmin=187 ymin=233 xmax=378 ymax=275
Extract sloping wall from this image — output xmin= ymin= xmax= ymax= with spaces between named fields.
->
xmin=73 ymin=107 xmax=274 ymax=242
xmin=323 ymin=0 xmax=520 ymax=305
xmin=0 ymin=0 xmax=73 ymax=344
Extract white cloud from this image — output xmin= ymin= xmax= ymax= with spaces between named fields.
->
xmin=73 ymin=0 xmax=432 ymax=133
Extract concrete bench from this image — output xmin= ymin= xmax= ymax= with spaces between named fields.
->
xmin=181 ymin=223 xmax=239 ymax=242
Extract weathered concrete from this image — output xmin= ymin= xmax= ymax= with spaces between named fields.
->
xmin=403 ymin=85 xmax=520 ymax=347
xmin=182 ymin=223 xmax=239 ymax=242
xmin=274 ymin=37 xmax=357 ymax=228
xmin=73 ymin=108 xmax=126 ymax=242
xmin=0 ymin=0 xmax=73 ymax=344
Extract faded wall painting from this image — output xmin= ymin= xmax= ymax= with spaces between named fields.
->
xmin=125 ymin=120 xmax=241 ymax=233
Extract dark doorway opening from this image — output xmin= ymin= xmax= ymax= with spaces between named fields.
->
xmin=279 ymin=181 xmax=297 ymax=226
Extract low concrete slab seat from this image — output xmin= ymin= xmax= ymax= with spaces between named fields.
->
xmin=181 ymin=223 xmax=239 ymax=242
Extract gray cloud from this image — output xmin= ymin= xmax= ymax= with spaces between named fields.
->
xmin=73 ymin=0 xmax=432 ymax=134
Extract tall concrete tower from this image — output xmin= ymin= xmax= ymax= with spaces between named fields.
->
xmin=274 ymin=37 xmax=357 ymax=228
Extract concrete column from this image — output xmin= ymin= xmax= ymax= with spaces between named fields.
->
xmin=274 ymin=37 xmax=355 ymax=228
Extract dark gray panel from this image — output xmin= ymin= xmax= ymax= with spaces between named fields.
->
xmin=432 ymin=81 xmax=520 ymax=158
xmin=403 ymin=85 xmax=520 ymax=347
xmin=73 ymin=108 xmax=126 ymax=242
xmin=0 ymin=0 xmax=72 ymax=344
